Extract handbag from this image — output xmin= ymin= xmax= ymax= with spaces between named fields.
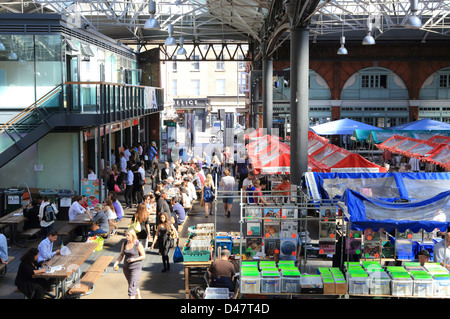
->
xmin=114 ymin=184 xmax=121 ymax=193
xmin=173 ymin=244 xmax=184 ymax=263
xmin=128 ymin=220 xmax=142 ymax=233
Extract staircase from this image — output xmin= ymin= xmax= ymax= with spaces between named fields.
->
xmin=0 ymin=84 xmax=63 ymax=168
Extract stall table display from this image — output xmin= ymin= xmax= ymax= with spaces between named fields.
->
xmin=238 ymin=259 xmax=450 ymax=298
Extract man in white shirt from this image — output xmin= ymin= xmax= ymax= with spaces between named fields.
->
xmin=39 ymin=196 xmax=58 ymax=239
xmin=68 ymin=196 xmax=87 ymax=221
xmin=434 ymin=231 xmax=450 ymax=269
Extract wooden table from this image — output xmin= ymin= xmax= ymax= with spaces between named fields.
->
xmin=34 ymin=242 xmax=98 ymax=299
xmin=183 ymin=261 xmax=212 ymax=299
xmin=69 ymin=212 xmax=96 ymax=241
xmin=0 ymin=209 xmax=27 ymax=247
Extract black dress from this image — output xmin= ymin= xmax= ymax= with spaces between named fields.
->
xmin=157 ymin=225 xmax=172 ymax=257
xmin=15 ymin=261 xmax=49 ymax=299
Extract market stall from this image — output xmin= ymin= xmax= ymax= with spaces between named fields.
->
xmin=305 ymin=171 xmax=450 ymax=202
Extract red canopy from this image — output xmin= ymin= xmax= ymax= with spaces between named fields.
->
xmin=310 ymin=143 xmax=386 ymax=173
xmin=377 ymin=135 xmax=445 ymax=159
xmin=427 ymin=145 xmax=450 ymax=170
xmin=377 ymin=134 xmax=449 ymax=170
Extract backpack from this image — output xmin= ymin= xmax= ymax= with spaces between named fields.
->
xmin=43 ymin=204 xmax=56 ymax=222
xmin=203 ymin=187 xmax=213 ymax=202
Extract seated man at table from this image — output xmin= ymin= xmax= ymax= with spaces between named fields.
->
xmin=207 ymin=249 xmax=236 ymax=292
xmin=86 ymin=204 xmax=109 ymax=237
xmin=37 ymin=230 xmax=60 ymax=265
xmin=68 ymin=195 xmax=87 ymax=221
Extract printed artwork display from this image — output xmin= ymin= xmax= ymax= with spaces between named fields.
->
xmin=81 ymin=178 xmax=99 ymax=207
xmin=320 ymin=207 xmax=337 ymax=219
xmin=246 ymin=238 xmax=262 ymax=254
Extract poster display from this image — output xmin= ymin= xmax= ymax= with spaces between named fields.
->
xmin=81 ymin=178 xmax=100 ymax=207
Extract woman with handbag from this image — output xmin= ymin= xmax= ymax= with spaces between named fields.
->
xmin=151 ymin=213 xmax=178 ymax=272
xmin=130 ymin=203 xmax=150 ymax=249
xmin=113 ymin=229 xmax=145 ymax=299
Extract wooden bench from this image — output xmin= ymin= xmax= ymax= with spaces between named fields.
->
xmin=19 ymin=228 xmax=41 ymax=242
xmin=57 ymin=224 xmax=79 ymax=242
xmin=0 ymin=256 xmax=15 ymax=278
xmin=67 ymin=256 xmax=114 ymax=296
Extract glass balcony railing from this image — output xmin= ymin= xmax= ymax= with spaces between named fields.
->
xmin=0 ymin=82 xmax=164 ymax=154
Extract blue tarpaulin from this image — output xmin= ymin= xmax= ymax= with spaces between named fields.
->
xmin=341 ymin=188 xmax=450 ymax=233
xmin=305 ymin=172 xmax=450 ymax=202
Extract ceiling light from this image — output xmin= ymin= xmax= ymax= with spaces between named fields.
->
xmin=177 ymin=36 xmax=187 ymax=55
xmin=144 ymin=1 xmax=160 ymax=30
xmin=165 ymin=24 xmax=176 ymax=46
xmin=405 ymin=0 xmax=422 ymax=29
xmin=362 ymin=32 xmax=375 ymax=45
xmin=405 ymin=15 xmax=422 ymax=29
xmin=337 ymin=36 xmax=348 ymax=55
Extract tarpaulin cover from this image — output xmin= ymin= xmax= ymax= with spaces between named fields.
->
xmin=305 ymin=171 xmax=450 ymax=202
xmin=341 ymin=188 xmax=450 ymax=233
xmin=310 ymin=118 xmax=383 ymax=136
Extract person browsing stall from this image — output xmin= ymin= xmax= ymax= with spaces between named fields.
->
xmin=207 ymin=249 xmax=236 ymax=291
xmin=418 ymin=249 xmax=431 ymax=266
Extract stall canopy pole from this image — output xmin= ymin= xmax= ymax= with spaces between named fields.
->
xmin=290 ymin=27 xmax=309 ymax=186
xmin=262 ymin=48 xmax=273 ymax=136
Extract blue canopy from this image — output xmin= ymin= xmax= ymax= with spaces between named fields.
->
xmin=310 ymin=118 xmax=383 ymax=136
xmin=342 ymin=188 xmax=450 ymax=233
xmin=389 ymin=118 xmax=450 ymax=131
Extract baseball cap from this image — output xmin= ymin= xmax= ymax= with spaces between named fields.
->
xmin=418 ymin=249 xmax=431 ymax=257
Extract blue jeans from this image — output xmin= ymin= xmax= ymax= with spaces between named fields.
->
xmin=88 ymin=228 xmax=108 ymax=237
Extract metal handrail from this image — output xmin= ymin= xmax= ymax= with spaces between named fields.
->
xmin=0 ymin=83 xmax=63 ymax=134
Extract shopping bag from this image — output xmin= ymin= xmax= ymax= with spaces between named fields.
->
xmin=173 ymin=245 xmax=184 ymax=263
xmin=87 ymin=236 xmax=104 ymax=251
